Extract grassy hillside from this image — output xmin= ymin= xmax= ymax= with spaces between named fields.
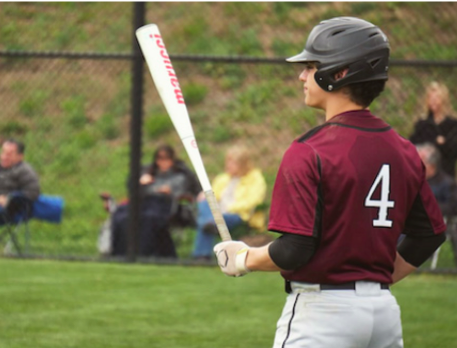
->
xmin=1 ymin=3 xmax=457 ymax=258
xmin=2 ymin=3 xmax=457 ymax=59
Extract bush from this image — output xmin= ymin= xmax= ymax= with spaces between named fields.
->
xmin=60 ymin=96 xmax=87 ymax=129
xmin=0 ymin=121 xmax=28 ymax=136
xmin=50 ymin=144 xmax=81 ymax=176
xmin=97 ymin=114 xmax=120 ymax=140
xmin=19 ymin=90 xmax=48 ymax=118
xmin=144 ymin=112 xmax=174 ymax=138
xmin=212 ymin=125 xmax=232 ymax=143
xmin=74 ymin=130 xmax=97 ymax=150
xmin=183 ymin=83 xmax=208 ymax=106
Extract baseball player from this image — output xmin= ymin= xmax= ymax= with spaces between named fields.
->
xmin=214 ymin=17 xmax=446 ymax=348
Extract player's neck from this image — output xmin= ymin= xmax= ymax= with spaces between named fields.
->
xmin=324 ymin=97 xmax=366 ymax=121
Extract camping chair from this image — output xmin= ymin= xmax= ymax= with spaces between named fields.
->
xmin=0 ymin=193 xmax=64 ymax=256
xmin=168 ymin=193 xmax=198 ymax=246
xmin=0 ymin=193 xmax=33 ymax=255
xmin=98 ymin=192 xmax=192 ymax=258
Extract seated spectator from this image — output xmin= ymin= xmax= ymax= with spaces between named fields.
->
xmin=410 ymin=81 xmax=457 ymax=177
xmin=416 ymin=142 xmax=457 ymax=265
xmin=417 ymin=143 xmax=457 ymax=217
xmin=192 ymin=145 xmax=267 ymax=260
xmin=0 ymin=139 xmax=40 ymax=223
xmin=136 ymin=144 xmax=201 ymax=214
xmin=102 ymin=144 xmax=200 ymax=258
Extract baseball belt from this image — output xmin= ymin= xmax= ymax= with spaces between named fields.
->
xmin=285 ymin=280 xmax=389 ymax=293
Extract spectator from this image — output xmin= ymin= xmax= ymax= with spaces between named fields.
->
xmin=136 ymin=144 xmax=201 ymax=203
xmin=105 ymin=144 xmax=201 ymax=258
xmin=410 ymin=81 xmax=457 ymax=177
xmin=417 ymin=142 xmax=457 ymax=265
xmin=416 ymin=143 xmax=457 ymax=217
xmin=192 ymin=145 xmax=267 ymax=260
xmin=0 ymin=139 xmax=40 ymax=222
xmin=136 ymin=144 xmax=202 ymax=229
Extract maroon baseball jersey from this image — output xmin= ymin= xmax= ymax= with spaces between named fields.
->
xmin=268 ymin=109 xmax=446 ymax=284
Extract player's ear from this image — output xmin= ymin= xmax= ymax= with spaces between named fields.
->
xmin=334 ymin=68 xmax=349 ymax=81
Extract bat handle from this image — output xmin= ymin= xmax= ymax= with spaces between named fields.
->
xmin=204 ymin=190 xmax=232 ymax=241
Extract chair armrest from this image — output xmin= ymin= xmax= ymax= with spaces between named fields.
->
xmin=5 ymin=192 xmax=33 ymax=221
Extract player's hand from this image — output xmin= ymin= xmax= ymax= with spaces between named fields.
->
xmin=213 ymin=241 xmax=251 ymax=277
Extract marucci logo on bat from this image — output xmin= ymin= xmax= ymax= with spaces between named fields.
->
xmin=149 ymin=34 xmax=185 ymax=105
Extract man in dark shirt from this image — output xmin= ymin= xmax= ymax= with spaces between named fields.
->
xmin=213 ymin=17 xmax=446 ymax=348
xmin=417 ymin=142 xmax=457 ymax=265
xmin=0 ymin=139 xmax=40 ymax=220
xmin=417 ymin=142 xmax=457 ymax=216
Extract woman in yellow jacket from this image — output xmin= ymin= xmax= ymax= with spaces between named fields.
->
xmin=192 ymin=145 xmax=267 ymax=259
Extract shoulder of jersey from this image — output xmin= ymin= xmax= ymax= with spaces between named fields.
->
xmin=297 ymin=124 xmax=328 ymax=143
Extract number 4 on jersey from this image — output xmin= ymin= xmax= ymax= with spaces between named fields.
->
xmin=365 ymin=164 xmax=395 ymax=228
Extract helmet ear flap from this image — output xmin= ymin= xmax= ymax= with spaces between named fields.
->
xmin=314 ymin=65 xmax=351 ymax=91
xmin=314 ymin=49 xmax=389 ymax=92
xmin=314 ymin=68 xmax=334 ymax=91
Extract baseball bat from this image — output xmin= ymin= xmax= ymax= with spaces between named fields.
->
xmin=136 ymin=24 xmax=232 ymax=242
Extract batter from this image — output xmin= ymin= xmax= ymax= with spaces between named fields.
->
xmin=214 ymin=17 xmax=446 ymax=348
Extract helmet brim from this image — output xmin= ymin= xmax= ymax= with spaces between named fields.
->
xmin=286 ymin=52 xmax=307 ymax=63
xmin=286 ymin=51 xmax=319 ymax=63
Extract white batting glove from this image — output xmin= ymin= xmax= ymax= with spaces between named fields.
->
xmin=213 ymin=241 xmax=251 ymax=277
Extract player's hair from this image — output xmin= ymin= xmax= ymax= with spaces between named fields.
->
xmin=343 ymin=80 xmax=386 ymax=108
xmin=225 ymin=145 xmax=253 ymax=176
xmin=424 ymin=81 xmax=454 ymax=118
xmin=416 ymin=142 xmax=441 ymax=167
xmin=3 ymin=138 xmax=25 ymax=154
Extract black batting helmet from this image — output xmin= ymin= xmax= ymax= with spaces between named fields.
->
xmin=287 ymin=17 xmax=390 ymax=92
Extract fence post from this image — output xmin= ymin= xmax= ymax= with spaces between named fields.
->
xmin=127 ymin=2 xmax=146 ymax=262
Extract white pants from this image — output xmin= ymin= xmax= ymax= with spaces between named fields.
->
xmin=273 ymin=281 xmax=403 ymax=348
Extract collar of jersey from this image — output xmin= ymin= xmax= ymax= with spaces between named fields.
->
xmin=325 ymin=109 xmax=390 ymax=131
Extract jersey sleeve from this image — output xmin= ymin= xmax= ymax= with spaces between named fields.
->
xmin=403 ymin=177 xmax=447 ymax=237
xmin=268 ymin=142 xmax=322 ymax=237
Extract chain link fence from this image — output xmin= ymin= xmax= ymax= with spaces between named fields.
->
xmin=0 ymin=2 xmax=456 ymax=270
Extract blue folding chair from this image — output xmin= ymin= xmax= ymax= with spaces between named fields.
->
xmin=0 ymin=193 xmax=64 ymax=255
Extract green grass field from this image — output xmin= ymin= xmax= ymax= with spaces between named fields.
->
xmin=0 ymin=258 xmax=456 ymax=348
